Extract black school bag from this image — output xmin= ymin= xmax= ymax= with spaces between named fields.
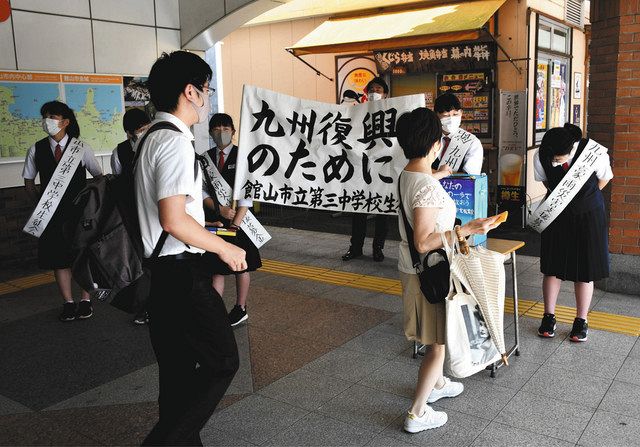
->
xmin=67 ymin=122 xmax=181 ymax=313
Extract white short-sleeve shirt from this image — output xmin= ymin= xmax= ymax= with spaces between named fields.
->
xmin=533 ymin=141 xmax=614 ymax=183
xmin=134 ymin=112 xmax=205 ymax=257
xmin=397 ymin=171 xmax=456 ymax=274
xmin=438 ymin=129 xmax=484 ymax=175
xmin=110 ymin=139 xmax=135 ymax=175
xmin=201 ymin=143 xmax=252 ymax=207
xmin=22 ymin=134 xmax=103 ymax=180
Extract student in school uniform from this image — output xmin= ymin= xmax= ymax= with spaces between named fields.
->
xmin=432 ymin=93 xmax=484 ymax=179
xmin=110 ymin=108 xmax=151 ymax=176
xmin=23 ymin=100 xmax=103 ymax=322
xmin=136 ymin=51 xmax=245 ymax=445
xmin=342 ymin=76 xmax=390 ymax=262
xmin=202 ymin=113 xmax=262 ymax=327
xmin=534 ymin=124 xmax=613 ymax=342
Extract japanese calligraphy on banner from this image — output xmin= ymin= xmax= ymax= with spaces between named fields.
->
xmin=23 ymin=138 xmax=85 ymax=237
xmin=374 ymin=43 xmax=496 ymax=74
xmin=529 ymin=140 xmax=607 ymax=233
xmin=233 ymin=86 xmax=425 ymax=214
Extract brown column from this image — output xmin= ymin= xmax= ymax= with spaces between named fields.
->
xmin=589 ymin=0 xmax=640 ymax=293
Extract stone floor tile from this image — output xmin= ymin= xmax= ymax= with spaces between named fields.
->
xmin=494 ymin=390 xmax=594 ymax=443
xmin=592 ymin=292 xmax=640 ymax=318
xmin=629 ymin=338 xmax=640 ymax=358
xmin=382 ymin=407 xmax=490 ymax=446
xmin=470 ymin=421 xmax=575 ymax=447
xmin=263 ymin=412 xmax=377 ymax=446
xmin=558 ymin=328 xmax=637 ymax=357
xmin=365 ymin=434 xmax=418 ymax=447
xmin=320 ymin=288 xmax=403 ymax=313
xmin=316 ymin=384 xmax=411 ymax=434
xmin=209 ymin=394 xmax=307 ymax=445
xmin=544 ymin=344 xmax=627 ymax=380
xmin=520 ymin=363 xmax=612 ymax=408
xmin=340 ymin=328 xmax=411 ymax=359
xmin=358 ymin=360 xmax=419 ymax=399
xmin=0 ymin=412 xmax=101 ymax=445
xmin=0 ymin=394 xmax=32 ymax=416
xmin=578 ymin=410 xmax=640 ymax=447
xmin=434 ymin=378 xmax=517 ymax=420
xmin=303 ymin=347 xmax=389 ymax=382
xmin=468 ymin=356 xmax=542 ymax=390
xmin=370 ymin=313 xmax=405 ymax=337
xmin=615 ymin=355 xmax=640 ymax=386
xmin=258 ymin=368 xmax=353 ymax=411
xmin=598 ymin=380 xmax=640 ymax=420
xmin=200 ymin=427 xmax=257 ymax=446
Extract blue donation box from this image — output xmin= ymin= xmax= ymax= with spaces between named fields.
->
xmin=439 ymin=174 xmax=488 ymax=246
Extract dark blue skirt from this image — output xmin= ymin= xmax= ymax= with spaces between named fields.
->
xmin=540 ymin=203 xmax=609 ymax=282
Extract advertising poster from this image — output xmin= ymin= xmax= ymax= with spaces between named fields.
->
xmin=498 ymin=90 xmax=526 ymax=209
xmin=437 ymin=71 xmax=492 ymax=138
xmin=335 ymin=55 xmax=377 ymax=104
xmin=535 ymin=62 xmax=548 ymax=130
xmin=549 ymin=61 xmax=567 ymax=128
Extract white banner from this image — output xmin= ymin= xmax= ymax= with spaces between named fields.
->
xmin=23 ymin=138 xmax=85 ymax=238
xmin=233 ymin=86 xmax=425 ymax=214
xmin=436 ymin=128 xmax=476 ymax=172
xmin=498 ymin=90 xmax=527 ymax=187
xmin=201 ymin=152 xmax=271 ymax=248
xmin=529 ymin=139 xmax=607 ymax=233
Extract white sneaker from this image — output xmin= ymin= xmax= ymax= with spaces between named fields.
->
xmin=427 ymin=377 xmax=464 ymax=404
xmin=403 ymin=406 xmax=448 ymax=433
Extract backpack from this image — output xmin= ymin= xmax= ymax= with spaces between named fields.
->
xmin=67 ymin=122 xmax=181 ymax=313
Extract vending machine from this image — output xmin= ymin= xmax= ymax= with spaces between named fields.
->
xmin=440 ymin=174 xmax=488 ymax=246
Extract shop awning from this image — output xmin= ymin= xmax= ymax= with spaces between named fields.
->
xmin=287 ymin=0 xmax=506 ymax=56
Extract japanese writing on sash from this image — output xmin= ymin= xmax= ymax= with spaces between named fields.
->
xmin=530 ymin=140 xmax=607 ymax=233
xmin=23 ymin=138 xmax=85 ymax=238
xmin=201 ymin=152 xmax=271 ymax=248
xmin=437 ymin=128 xmax=476 ymax=172
xmin=233 ymin=86 xmax=425 ymax=215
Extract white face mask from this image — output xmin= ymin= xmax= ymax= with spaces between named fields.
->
xmin=369 ymin=92 xmax=384 ymax=101
xmin=42 ymin=118 xmax=61 ymax=136
xmin=440 ymin=114 xmax=462 ymax=134
xmin=551 ymin=159 xmax=568 ymax=167
xmin=212 ymin=129 xmax=233 ymax=147
xmin=190 ymin=87 xmax=210 ymax=124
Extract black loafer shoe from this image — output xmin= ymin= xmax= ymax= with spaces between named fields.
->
xmin=373 ymin=248 xmax=385 ymax=262
xmin=342 ymin=248 xmax=363 ymax=261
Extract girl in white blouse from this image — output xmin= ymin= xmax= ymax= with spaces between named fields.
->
xmin=395 ymin=107 xmax=499 ymax=433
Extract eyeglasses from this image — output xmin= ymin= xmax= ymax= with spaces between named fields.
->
xmin=194 ymin=84 xmax=215 ymax=97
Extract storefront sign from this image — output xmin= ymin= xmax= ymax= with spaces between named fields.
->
xmin=438 ymin=70 xmax=492 ymax=138
xmin=234 ymin=86 xmax=425 ymax=215
xmin=498 ymin=90 xmax=526 ymax=207
xmin=374 ymin=43 xmax=496 ymax=74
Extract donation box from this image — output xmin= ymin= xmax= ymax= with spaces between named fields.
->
xmin=439 ymin=174 xmax=488 ymax=246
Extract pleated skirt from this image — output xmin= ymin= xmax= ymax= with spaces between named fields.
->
xmin=540 ymin=203 xmax=610 ymax=283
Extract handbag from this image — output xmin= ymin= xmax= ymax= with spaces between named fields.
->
xmin=398 ymin=177 xmax=450 ymax=304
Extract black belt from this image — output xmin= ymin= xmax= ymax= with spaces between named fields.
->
xmin=160 ymin=252 xmax=203 ymax=261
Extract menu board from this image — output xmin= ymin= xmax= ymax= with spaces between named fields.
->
xmin=437 ymin=70 xmax=493 ymax=139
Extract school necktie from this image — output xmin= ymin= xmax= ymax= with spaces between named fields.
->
xmin=440 ymin=136 xmax=451 ymax=160
xmin=218 ymin=151 xmax=225 ymax=171
xmin=562 ymin=162 xmax=569 ymax=171
xmin=54 ymin=144 xmax=62 ymax=162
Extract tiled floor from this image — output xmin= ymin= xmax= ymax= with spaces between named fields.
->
xmin=0 ymin=226 xmax=639 ymax=446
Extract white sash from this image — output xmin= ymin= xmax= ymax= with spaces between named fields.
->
xmin=530 ymin=139 xmax=607 ymax=233
xmin=23 ymin=138 xmax=86 ymax=238
xmin=202 ymin=152 xmax=271 ymax=248
xmin=438 ymin=129 xmax=476 ymax=172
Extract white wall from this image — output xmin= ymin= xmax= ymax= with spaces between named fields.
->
xmin=0 ymin=0 xmax=182 ymax=188
xmin=0 ymin=0 xmax=180 ymax=75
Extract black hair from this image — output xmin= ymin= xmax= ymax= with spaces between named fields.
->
xmin=342 ymin=89 xmax=360 ymax=102
xmin=208 ymin=113 xmax=235 ymax=131
xmin=396 ymin=107 xmax=442 ymax=160
xmin=40 ymin=100 xmax=80 ymax=138
xmin=365 ymin=76 xmax=389 ymax=94
xmin=147 ymin=51 xmax=212 ymax=112
xmin=563 ymin=122 xmax=583 ymax=143
xmin=539 ymin=127 xmax=575 ymax=160
xmin=434 ymin=93 xmax=462 ymax=113
xmin=123 ymin=108 xmax=151 ymax=132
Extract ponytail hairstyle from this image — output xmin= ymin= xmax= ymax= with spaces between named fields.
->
xmin=539 ymin=127 xmax=575 ymax=162
xmin=40 ymin=100 xmax=80 ymax=138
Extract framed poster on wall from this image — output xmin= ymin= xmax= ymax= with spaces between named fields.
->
xmin=573 ymin=72 xmax=582 ymax=99
xmin=335 ymin=54 xmax=378 ymax=104
xmin=535 ymin=61 xmax=548 ymax=130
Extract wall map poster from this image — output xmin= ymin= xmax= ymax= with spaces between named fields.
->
xmin=437 ymin=70 xmax=492 ymax=138
xmin=0 ymin=71 xmax=125 ymax=158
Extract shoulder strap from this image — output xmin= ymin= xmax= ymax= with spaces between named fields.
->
xmin=397 ymin=173 xmax=422 ymax=270
xmin=135 ymin=121 xmax=182 ymax=259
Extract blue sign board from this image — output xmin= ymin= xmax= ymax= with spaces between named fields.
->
xmin=440 ymin=174 xmax=488 ymax=246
